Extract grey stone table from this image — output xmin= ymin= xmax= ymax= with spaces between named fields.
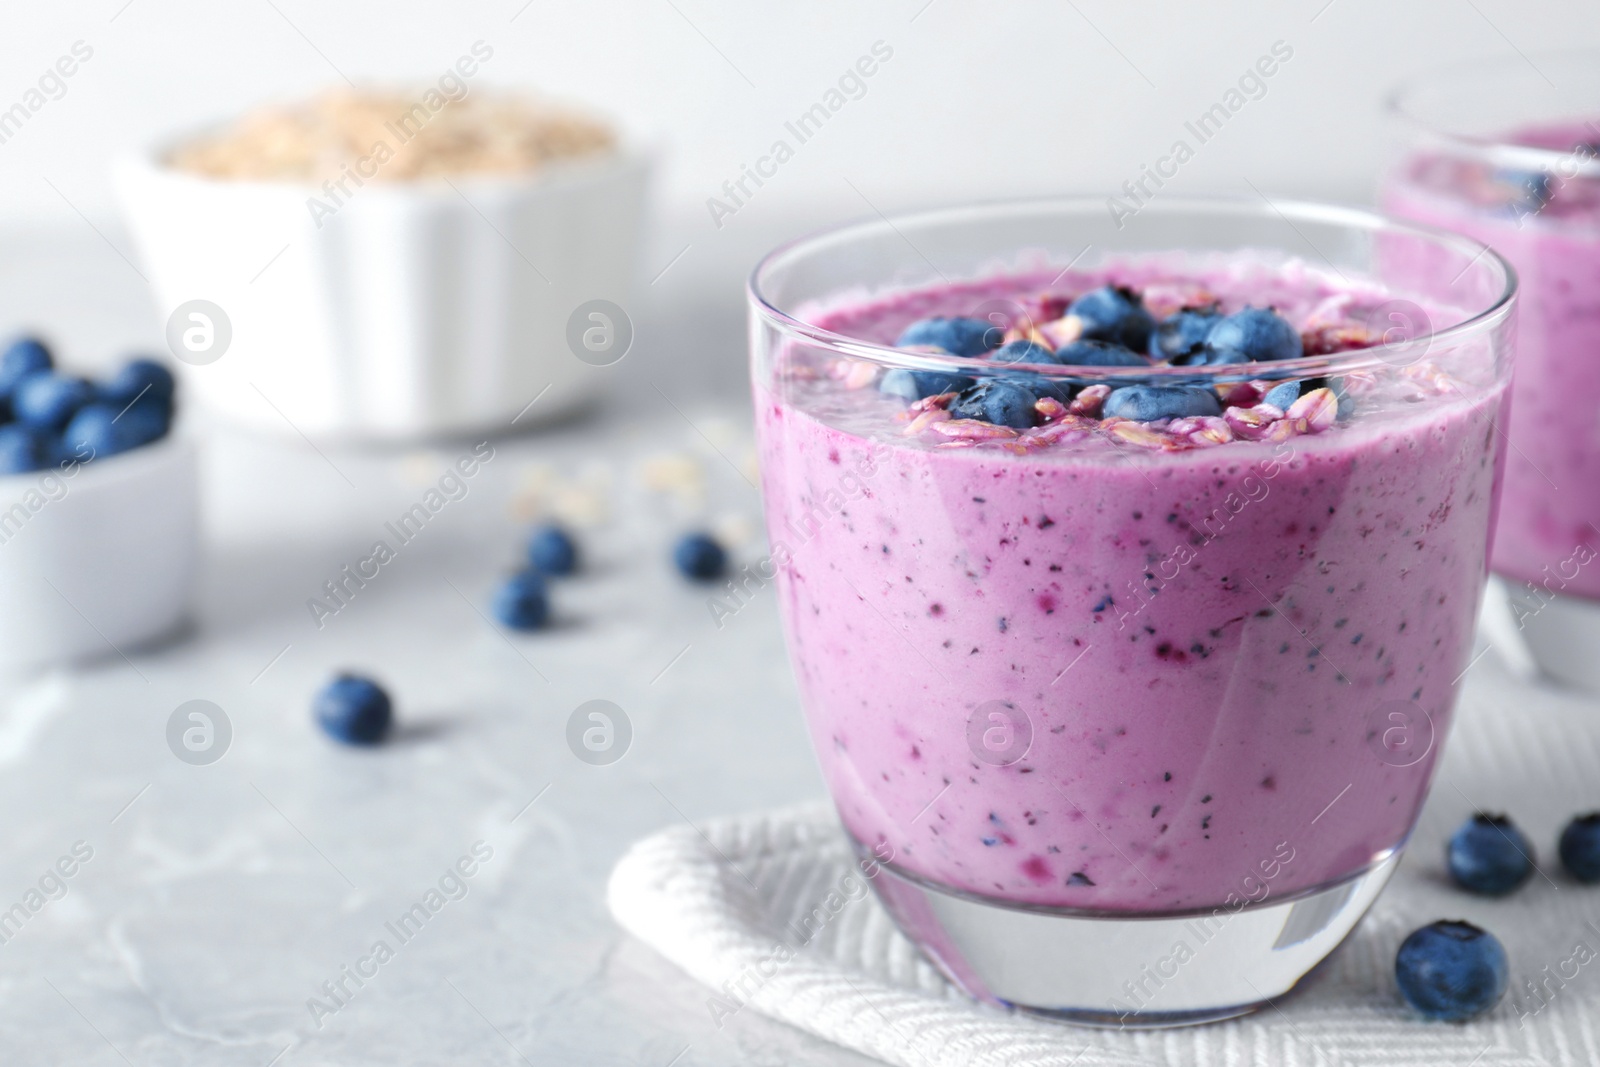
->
xmin=0 ymin=401 xmax=885 ymax=1066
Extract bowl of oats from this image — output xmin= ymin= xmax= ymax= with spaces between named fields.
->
xmin=115 ymin=81 xmax=647 ymax=441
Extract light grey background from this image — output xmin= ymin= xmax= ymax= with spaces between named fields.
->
xmin=3 ymin=0 xmax=1598 ymax=398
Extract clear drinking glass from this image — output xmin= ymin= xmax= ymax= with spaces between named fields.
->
xmin=1385 ymin=52 xmax=1600 ymax=689
xmin=748 ymin=197 xmax=1514 ymax=1027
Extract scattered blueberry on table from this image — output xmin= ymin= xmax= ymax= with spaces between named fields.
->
xmin=527 ymin=523 xmax=579 ymax=576
xmin=1394 ymin=920 xmax=1508 ymax=1022
xmin=673 ymin=532 xmax=727 ymax=581
xmin=313 ymin=673 xmax=393 ymax=746
xmin=1447 ymin=813 xmax=1535 ymax=896
xmin=492 ymin=569 xmax=551 ymax=631
xmin=1558 ymin=812 xmax=1600 ymax=883
xmin=0 ymin=334 xmax=176 ymax=473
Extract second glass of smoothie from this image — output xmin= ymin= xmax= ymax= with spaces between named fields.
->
xmin=749 ymin=198 xmax=1514 ymax=1026
xmin=1387 ymin=53 xmax=1600 ymax=690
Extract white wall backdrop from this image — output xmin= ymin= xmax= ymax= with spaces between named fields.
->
xmin=1 ymin=0 xmax=1596 ymax=396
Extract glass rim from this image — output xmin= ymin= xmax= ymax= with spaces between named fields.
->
xmin=1386 ymin=50 xmax=1600 ymax=177
xmin=747 ymin=195 xmax=1517 ymax=382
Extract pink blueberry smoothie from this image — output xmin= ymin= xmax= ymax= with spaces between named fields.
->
xmin=1387 ymin=121 xmax=1600 ymax=598
xmin=756 ymin=263 xmax=1507 ymax=913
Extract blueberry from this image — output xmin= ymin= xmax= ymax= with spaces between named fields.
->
xmin=526 ymin=524 xmax=578 ymax=576
xmin=102 ymin=358 xmax=176 ymax=406
xmin=491 ymin=569 xmax=550 ymax=630
xmin=13 ymin=373 xmax=92 ymax=430
xmin=1103 ymin=385 xmax=1221 ymax=422
xmin=0 ymin=424 xmax=50 ymax=474
xmin=673 ymin=533 xmax=727 ymax=581
xmin=1263 ymin=381 xmax=1302 ymax=409
xmin=1016 ymin=375 xmax=1074 ymax=405
xmin=990 ymin=340 xmax=1057 ymax=366
xmin=1053 ymin=340 xmax=1150 ymax=367
xmin=63 ymin=404 xmax=133 ymax=461
xmin=1204 ymin=307 xmax=1303 ymax=363
xmin=0 ymin=336 xmax=51 ymax=399
xmin=1066 ymin=286 xmax=1155 ymax=350
xmin=878 ymin=369 xmax=976 ymax=403
xmin=949 ymin=380 xmax=1038 ymax=429
xmin=1394 ymin=920 xmax=1508 ymax=1022
xmin=895 ymin=317 xmax=1001 ymax=357
xmin=1558 ymin=813 xmax=1600 ymax=882
xmin=118 ymin=392 xmax=174 ymax=447
xmin=1150 ymin=306 xmax=1223 ymax=363
xmin=312 ymin=673 xmax=393 ymax=745
xmin=1447 ymin=813 xmax=1535 ymax=896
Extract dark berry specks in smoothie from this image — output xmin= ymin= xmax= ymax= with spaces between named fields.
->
xmin=757 ymin=259 xmax=1507 ymax=912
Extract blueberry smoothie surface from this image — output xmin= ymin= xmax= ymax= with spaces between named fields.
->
xmin=1387 ymin=120 xmax=1600 ymax=598
xmin=754 ymin=260 xmax=1507 ymax=913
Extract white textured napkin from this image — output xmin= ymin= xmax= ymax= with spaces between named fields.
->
xmin=609 ymin=648 xmax=1600 ymax=1067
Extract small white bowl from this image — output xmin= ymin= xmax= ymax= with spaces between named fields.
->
xmin=114 ymin=141 xmax=649 ymax=441
xmin=0 ymin=436 xmax=198 ymax=672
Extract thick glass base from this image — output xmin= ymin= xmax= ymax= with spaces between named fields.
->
xmin=1495 ymin=577 xmax=1600 ymax=693
xmin=859 ymin=839 xmax=1399 ymax=1029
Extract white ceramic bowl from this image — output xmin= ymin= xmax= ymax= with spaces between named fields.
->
xmin=0 ymin=436 xmax=198 ymax=672
xmin=114 ymin=143 xmax=649 ymax=441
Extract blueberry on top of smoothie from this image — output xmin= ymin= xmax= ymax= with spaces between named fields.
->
xmin=991 ymin=339 xmax=1057 ymax=366
xmin=1053 ymin=339 xmax=1150 ymax=367
xmin=1263 ymin=380 xmax=1303 ymax=409
xmin=895 ymin=316 xmax=1001 ymax=357
xmin=950 ymin=380 xmax=1039 ymax=430
xmin=1066 ymin=285 xmax=1155 ymax=350
xmin=879 ymin=368 xmax=975 ymax=402
xmin=1204 ymin=306 xmax=1303 ymax=363
xmin=1151 ymin=305 xmax=1223 ymax=363
xmin=1103 ymin=385 xmax=1221 ymax=421
xmin=1446 ymin=813 xmax=1534 ymax=896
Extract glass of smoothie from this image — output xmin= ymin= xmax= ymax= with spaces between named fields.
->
xmin=748 ymin=197 xmax=1514 ymax=1026
xmin=1386 ymin=52 xmax=1600 ymax=690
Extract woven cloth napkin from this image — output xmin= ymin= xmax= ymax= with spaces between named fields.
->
xmin=609 ymin=647 xmax=1600 ymax=1067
